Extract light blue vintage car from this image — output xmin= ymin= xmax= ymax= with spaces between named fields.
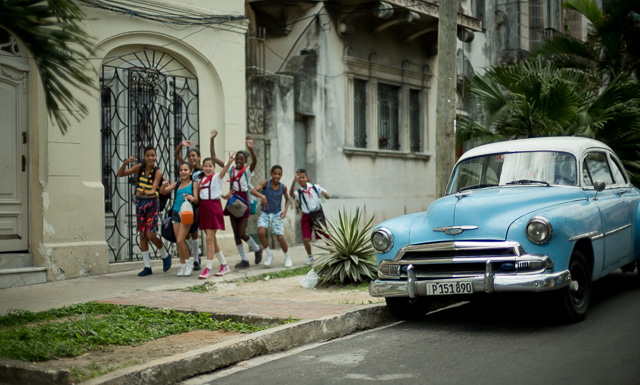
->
xmin=369 ymin=137 xmax=640 ymax=322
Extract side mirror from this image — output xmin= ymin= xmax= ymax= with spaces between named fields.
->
xmin=593 ymin=180 xmax=606 ymax=200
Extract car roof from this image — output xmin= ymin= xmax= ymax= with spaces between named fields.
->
xmin=458 ymin=136 xmax=613 ymax=162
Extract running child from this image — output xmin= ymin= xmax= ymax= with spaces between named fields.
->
xmin=212 ymin=134 xmax=263 ymax=268
xmin=160 ymin=162 xmax=199 ymax=277
xmin=198 ymin=153 xmax=235 ymax=278
xmin=290 ymin=168 xmax=331 ymax=265
xmin=174 ymin=131 xmax=224 ymax=270
xmin=117 ymin=145 xmax=172 ymax=276
xmin=250 ymin=165 xmax=291 ymax=267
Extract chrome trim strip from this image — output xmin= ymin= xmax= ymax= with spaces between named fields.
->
xmin=369 ymin=270 xmax=571 ymax=297
xmin=604 ymin=223 xmax=631 ymax=237
xmin=433 ymin=225 xmax=479 ymax=235
xmin=569 ymin=231 xmax=601 ymax=242
xmin=394 ymin=241 xmax=524 ymax=261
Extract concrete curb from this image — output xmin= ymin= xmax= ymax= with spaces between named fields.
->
xmin=81 ymin=304 xmax=393 ymax=385
xmin=0 ymin=304 xmax=394 ymax=385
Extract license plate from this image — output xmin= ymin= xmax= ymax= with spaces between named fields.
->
xmin=426 ymin=281 xmax=473 ymax=295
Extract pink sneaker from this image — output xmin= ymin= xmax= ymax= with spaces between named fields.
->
xmin=215 ymin=264 xmax=230 ymax=276
xmin=198 ymin=267 xmax=212 ymax=279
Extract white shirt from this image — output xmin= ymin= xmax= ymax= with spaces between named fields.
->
xmin=295 ymin=184 xmax=325 ymax=213
xmin=229 ymin=167 xmax=254 ymax=192
xmin=199 ymin=174 xmax=224 ymax=200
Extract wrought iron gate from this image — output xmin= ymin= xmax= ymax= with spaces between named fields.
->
xmin=100 ymin=49 xmax=199 ymax=262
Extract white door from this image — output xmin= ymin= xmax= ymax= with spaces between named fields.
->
xmin=0 ymin=63 xmax=28 ymax=252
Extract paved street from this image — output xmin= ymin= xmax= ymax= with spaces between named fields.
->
xmin=184 ymin=271 xmax=640 ymax=385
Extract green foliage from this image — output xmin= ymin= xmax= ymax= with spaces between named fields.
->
xmin=0 ymin=0 xmax=96 ymax=133
xmin=313 ymin=207 xmax=378 ymax=285
xmin=0 ymin=302 xmax=265 ymax=362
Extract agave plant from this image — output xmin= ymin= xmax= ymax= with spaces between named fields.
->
xmin=313 ymin=207 xmax=378 ymax=285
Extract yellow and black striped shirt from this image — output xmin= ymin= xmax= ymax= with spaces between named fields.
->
xmin=136 ymin=166 xmax=159 ymax=198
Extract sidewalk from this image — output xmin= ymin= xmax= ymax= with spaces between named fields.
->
xmin=0 ymin=243 xmax=394 ymax=385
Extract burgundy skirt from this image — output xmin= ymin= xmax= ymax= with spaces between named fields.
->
xmin=223 ymin=190 xmax=251 ymax=219
xmin=199 ymin=199 xmax=225 ymax=230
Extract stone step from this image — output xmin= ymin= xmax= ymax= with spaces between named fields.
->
xmin=0 ymin=253 xmax=33 ymax=269
xmin=0 ymin=267 xmax=47 ymax=290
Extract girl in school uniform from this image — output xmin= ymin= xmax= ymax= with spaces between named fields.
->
xmin=160 ymin=162 xmax=199 ymax=277
xmin=198 ymin=153 xmax=235 ymax=278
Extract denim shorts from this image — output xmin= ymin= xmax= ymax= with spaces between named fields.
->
xmin=257 ymin=211 xmax=284 ymax=235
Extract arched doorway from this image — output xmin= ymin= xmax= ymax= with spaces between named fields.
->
xmin=100 ymin=48 xmax=199 ymax=262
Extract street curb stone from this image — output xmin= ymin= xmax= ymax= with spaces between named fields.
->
xmin=0 ymin=304 xmax=393 ymax=385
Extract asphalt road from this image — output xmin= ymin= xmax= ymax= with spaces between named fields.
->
xmin=184 ymin=271 xmax=640 ymax=385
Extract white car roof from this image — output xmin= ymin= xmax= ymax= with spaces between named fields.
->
xmin=458 ymin=136 xmax=613 ymax=162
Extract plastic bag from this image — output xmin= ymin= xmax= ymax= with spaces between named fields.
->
xmin=179 ymin=201 xmax=194 ymax=224
xmin=299 ymin=269 xmax=319 ymax=289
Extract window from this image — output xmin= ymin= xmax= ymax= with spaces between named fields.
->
xmin=409 ymin=89 xmax=421 ymax=152
xmin=608 ymin=155 xmax=628 ymax=185
xmin=378 ymin=83 xmax=399 ymax=150
xmin=583 ymin=152 xmax=614 ymax=186
xmin=354 ymin=79 xmax=367 ymax=148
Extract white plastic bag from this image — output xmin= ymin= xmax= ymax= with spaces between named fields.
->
xmin=299 ymin=269 xmax=319 ymax=289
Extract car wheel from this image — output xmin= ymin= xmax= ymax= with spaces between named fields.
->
xmin=554 ymin=250 xmax=591 ymax=323
xmin=385 ymin=297 xmax=431 ymax=320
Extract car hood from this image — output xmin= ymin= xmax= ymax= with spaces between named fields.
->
xmin=409 ymin=187 xmax=586 ymax=244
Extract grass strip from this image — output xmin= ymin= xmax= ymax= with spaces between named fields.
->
xmin=0 ymin=302 xmax=266 ymax=362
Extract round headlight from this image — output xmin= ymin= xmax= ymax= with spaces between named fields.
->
xmin=526 ymin=216 xmax=552 ymax=245
xmin=371 ymin=228 xmax=393 ymax=253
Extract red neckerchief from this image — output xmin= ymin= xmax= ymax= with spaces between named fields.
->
xmin=301 ymin=185 xmax=313 ymax=198
xmin=229 ymin=166 xmax=246 ymax=189
xmin=200 ymin=173 xmax=214 ymax=188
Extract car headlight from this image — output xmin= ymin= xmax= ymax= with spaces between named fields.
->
xmin=526 ymin=216 xmax=552 ymax=245
xmin=371 ymin=227 xmax=393 ymax=253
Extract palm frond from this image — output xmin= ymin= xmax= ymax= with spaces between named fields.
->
xmin=0 ymin=0 xmax=96 ymax=134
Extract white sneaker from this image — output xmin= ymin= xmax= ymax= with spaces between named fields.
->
xmin=284 ymin=256 xmax=293 ymax=268
xmin=183 ymin=263 xmax=193 ymax=277
xmin=305 ymin=256 xmax=314 ymax=265
xmin=176 ymin=264 xmax=186 ymax=277
xmin=264 ymin=251 xmax=274 ymax=266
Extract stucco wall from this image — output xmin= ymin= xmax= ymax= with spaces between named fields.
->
xmin=33 ymin=0 xmax=249 ymax=279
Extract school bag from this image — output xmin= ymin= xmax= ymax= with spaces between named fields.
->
xmin=297 ymin=185 xmax=326 ymax=230
xmin=137 ymin=165 xmax=170 ymax=212
xmin=229 ymin=166 xmax=258 ymax=214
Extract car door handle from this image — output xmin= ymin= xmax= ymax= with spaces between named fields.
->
xmin=617 ymin=189 xmax=629 ymax=195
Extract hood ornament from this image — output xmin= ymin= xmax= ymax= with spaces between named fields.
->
xmin=433 ymin=225 xmax=479 ymax=235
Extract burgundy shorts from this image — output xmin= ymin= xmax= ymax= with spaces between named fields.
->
xmin=199 ymin=199 xmax=225 ymax=230
xmin=300 ymin=213 xmax=328 ymax=240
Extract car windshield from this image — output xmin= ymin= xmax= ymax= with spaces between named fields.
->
xmin=447 ymin=151 xmax=578 ymax=194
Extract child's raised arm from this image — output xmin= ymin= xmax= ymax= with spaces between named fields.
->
xmin=217 ymin=152 xmax=235 ymax=180
xmin=247 ymin=136 xmax=257 ymax=172
xmin=210 ymin=130 xmax=225 ymax=167
xmin=174 ymin=140 xmax=193 ymax=164
xmin=289 ymin=170 xmax=299 ymax=198
xmin=117 ymin=155 xmax=141 ymax=177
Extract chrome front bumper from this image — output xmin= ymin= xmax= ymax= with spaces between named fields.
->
xmin=369 ymin=265 xmax=571 ymax=298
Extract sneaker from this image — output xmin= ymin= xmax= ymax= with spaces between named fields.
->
xmin=198 ymin=267 xmax=212 ymax=279
xmin=264 ymin=251 xmax=274 ymax=266
xmin=162 ymin=254 xmax=172 ymax=272
xmin=235 ymin=260 xmax=250 ymax=269
xmin=183 ymin=263 xmax=193 ymax=277
xmin=193 ymin=260 xmax=201 ymax=271
xmin=215 ymin=264 xmax=230 ymax=276
xmin=305 ymin=256 xmax=314 ymax=265
xmin=138 ymin=267 xmax=152 ymax=277
xmin=176 ymin=264 xmax=186 ymax=277
xmin=284 ymin=256 xmax=293 ymax=268
xmin=254 ymin=246 xmax=263 ymax=265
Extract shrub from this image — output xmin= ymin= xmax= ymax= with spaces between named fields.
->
xmin=313 ymin=207 xmax=377 ymax=285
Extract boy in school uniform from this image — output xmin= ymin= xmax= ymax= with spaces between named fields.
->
xmin=251 ymin=165 xmax=292 ymax=267
xmin=117 ymin=145 xmax=172 ymax=276
xmin=289 ymin=168 xmax=330 ymax=265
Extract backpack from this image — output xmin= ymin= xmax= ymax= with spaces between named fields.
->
xmin=138 ymin=165 xmax=170 ymax=212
